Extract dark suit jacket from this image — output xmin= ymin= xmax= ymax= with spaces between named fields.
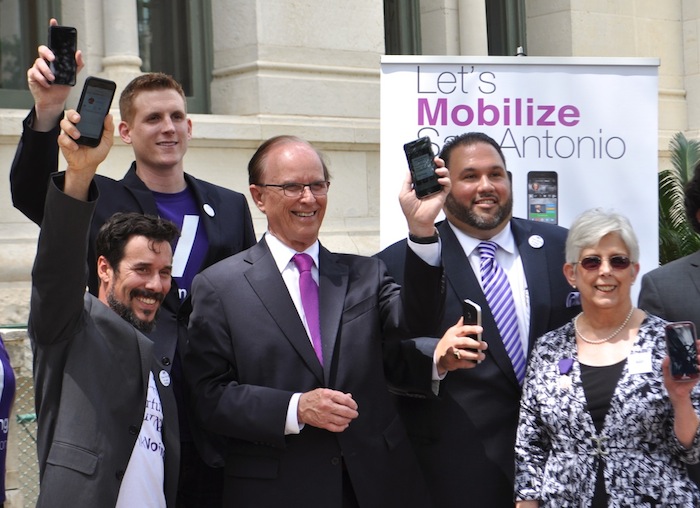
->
xmin=29 ymin=176 xmax=179 ymax=507
xmin=185 ymin=237 xmax=444 ymax=508
xmin=377 ymin=218 xmax=578 ymax=508
xmin=638 ymin=250 xmax=700 ymax=331
xmin=638 ymin=250 xmax=700 ymax=486
xmin=10 ymin=110 xmax=256 ymax=458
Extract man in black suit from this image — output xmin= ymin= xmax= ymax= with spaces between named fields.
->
xmin=378 ymin=132 xmax=579 ymax=507
xmin=185 ymin=135 xmax=473 ymax=507
xmin=10 ymin=23 xmax=255 ymax=506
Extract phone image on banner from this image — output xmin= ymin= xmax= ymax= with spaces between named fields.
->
xmin=527 ymin=171 xmax=558 ymax=224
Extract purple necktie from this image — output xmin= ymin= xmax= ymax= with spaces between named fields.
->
xmin=293 ymin=253 xmax=323 ymax=365
xmin=478 ymin=241 xmax=526 ymax=384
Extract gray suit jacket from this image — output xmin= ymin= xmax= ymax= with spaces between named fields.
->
xmin=639 ymin=250 xmax=700 ymax=331
xmin=638 ymin=250 xmax=700 ymax=486
xmin=29 ymin=176 xmax=180 ymax=507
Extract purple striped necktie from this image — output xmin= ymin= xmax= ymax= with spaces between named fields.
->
xmin=478 ymin=241 xmax=526 ymax=384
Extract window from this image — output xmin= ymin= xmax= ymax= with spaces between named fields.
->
xmin=0 ymin=0 xmax=59 ymax=108
xmin=137 ymin=0 xmax=212 ymax=113
xmin=486 ymin=0 xmax=527 ymax=56
xmin=383 ymin=0 xmax=526 ymax=57
xmin=384 ymin=0 xmax=422 ymax=55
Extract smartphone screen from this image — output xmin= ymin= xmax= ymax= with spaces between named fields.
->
xmin=404 ymin=137 xmax=442 ymax=198
xmin=665 ymin=321 xmax=699 ymax=381
xmin=75 ymin=77 xmax=117 ymax=147
xmin=527 ymin=171 xmax=558 ymax=224
xmin=48 ymin=26 xmax=77 ymax=86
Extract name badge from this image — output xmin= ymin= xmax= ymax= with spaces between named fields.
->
xmin=628 ymin=351 xmax=653 ymax=375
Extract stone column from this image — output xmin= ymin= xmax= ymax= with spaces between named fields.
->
xmin=101 ymin=0 xmax=142 ymax=93
xmin=458 ymin=0 xmax=488 ymax=55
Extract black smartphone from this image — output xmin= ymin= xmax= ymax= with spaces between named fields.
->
xmin=75 ymin=77 xmax=117 ymax=147
xmin=665 ymin=321 xmax=699 ymax=381
xmin=527 ymin=171 xmax=558 ymax=224
xmin=403 ymin=136 xmax=442 ymax=198
xmin=47 ymin=25 xmax=77 ymax=86
xmin=462 ymin=299 xmax=483 ymax=363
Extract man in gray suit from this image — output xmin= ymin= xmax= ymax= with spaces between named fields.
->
xmin=29 ymin=112 xmax=180 ymax=507
xmin=639 ymin=159 xmax=700 ymax=485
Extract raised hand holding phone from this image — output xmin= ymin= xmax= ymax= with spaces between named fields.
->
xmin=47 ymin=25 xmax=77 ymax=86
xmin=404 ymin=136 xmax=442 ymax=199
xmin=665 ymin=321 xmax=699 ymax=381
xmin=74 ymin=77 xmax=117 ymax=147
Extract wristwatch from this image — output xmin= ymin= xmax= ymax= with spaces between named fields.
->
xmin=408 ymin=228 xmax=440 ymax=244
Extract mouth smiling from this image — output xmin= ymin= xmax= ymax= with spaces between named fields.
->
xmin=294 ymin=211 xmax=317 ymax=218
xmin=595 ymin=284 xmax=616 ymax=292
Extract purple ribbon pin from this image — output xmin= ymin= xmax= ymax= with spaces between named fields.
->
xmin=558 ymin=358 xmax=574 ymax=375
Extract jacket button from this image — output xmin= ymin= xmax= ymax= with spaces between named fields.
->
xmin=128 ymin=425 xmax=138 ymax=435
xmin=161 ymin=356 xmax=171 ymax=366
xmin=331 ymin=457 xmax=340 ymax=466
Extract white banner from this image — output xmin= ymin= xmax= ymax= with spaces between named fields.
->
xmin=380 ymin=56 xmax=660 ymax=292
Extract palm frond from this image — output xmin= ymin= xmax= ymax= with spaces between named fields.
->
xmin=659 ymin=132 xmax=700 ymax=264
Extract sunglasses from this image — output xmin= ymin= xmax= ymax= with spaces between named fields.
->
xmin=576 ymin=255 xmax=632 ymax=271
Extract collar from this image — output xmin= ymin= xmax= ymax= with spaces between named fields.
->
xmin=446 ymin=220 xmax=516 ymax=257
xmin=264 ymin=232 xmax=320 ymax=272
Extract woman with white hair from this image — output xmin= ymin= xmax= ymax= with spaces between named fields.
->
xmin=514 ymin=208 xmax=700 ymax=507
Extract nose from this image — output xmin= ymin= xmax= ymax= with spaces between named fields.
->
xmin=478 ymin=174 xmax=495 ymax=191
xmin=144 ymin=271 xmax=165 ymax=294
xmin=299 ymin=185 xmax=317 ymax=202
xmin=598 ymin=259 xmax=613 ymax=275
xmin=161 ymin=116 xmax=175 ymax=133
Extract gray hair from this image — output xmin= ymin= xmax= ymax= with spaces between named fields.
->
xmin=565 ymin=208 xmax=639 ymax=263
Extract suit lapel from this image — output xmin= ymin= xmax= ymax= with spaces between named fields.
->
xmin=318 ymin=246 xmax=348 ymax=386
xmin=511 ymin=219 xmax=553 ymax=347
xmin=439 ymin=222 xmax=519 ymax=385
xmin=244 ymin=240 xmax=324 ymax=383
xmin=685 ymin=251 xmax=700 ymax=295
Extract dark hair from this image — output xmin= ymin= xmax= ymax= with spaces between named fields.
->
xmin=438 ymin=132 xmax=506 ymax=169
xmin=119 ymin=72 xmax=186 ymax=124
xmin=685 ymin=160 xmax=700 ymax=233
xmin=95 ymin=213 xmax=180 ymax=271
xmin=248 ymin=135 xmax=330 ymax=185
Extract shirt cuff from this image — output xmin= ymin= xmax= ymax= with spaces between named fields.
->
xmin=407 ymin=238 xmax=441 ymax=267
xmin=285 ymin=392 xmax=304 ymax=435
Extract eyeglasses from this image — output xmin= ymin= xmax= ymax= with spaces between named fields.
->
xmin=575 ymin=255 xmax=632 ymax=271
xmin=257 ymin=181 xmax=330 ymax=198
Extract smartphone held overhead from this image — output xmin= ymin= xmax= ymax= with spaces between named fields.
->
xmin=665 ymin=321 xmax=699 ymax=381
xmin=75 ymin=77 xmax=117 ymax=147
xmin=403 ymin=136 xmax=442 ymax=198
xmin=47 ymin=25 xmax=77 ymax=86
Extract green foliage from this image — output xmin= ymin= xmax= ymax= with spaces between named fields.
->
xmin=658 ymin=132 xmax=700 ymax=264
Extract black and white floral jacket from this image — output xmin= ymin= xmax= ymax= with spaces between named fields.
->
xmin=515 ymin=314 xmax=700 ymax=507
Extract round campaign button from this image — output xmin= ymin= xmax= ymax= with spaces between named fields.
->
xmin=159 ymin=370 xmax=171 ymax=387
xmin=528 ymin=235 xmax=544 ymax=249
xmin=203 ymin=204 xmax=215 ymax=217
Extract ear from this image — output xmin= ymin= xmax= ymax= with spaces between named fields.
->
xmin=97 ymin=256 xmax=113 ymax=284
xmin=186 ymin=117 xmax=193 ymax=140
xmin=563 ymin=263 xmax=576 ymax=287
xmin=118 ymin=121 xmax=132 ymax=144
xmin=249 ymin=184 xmax=266 ymax=214
xmin=631 ymin=261 xmax=640 ymax=280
